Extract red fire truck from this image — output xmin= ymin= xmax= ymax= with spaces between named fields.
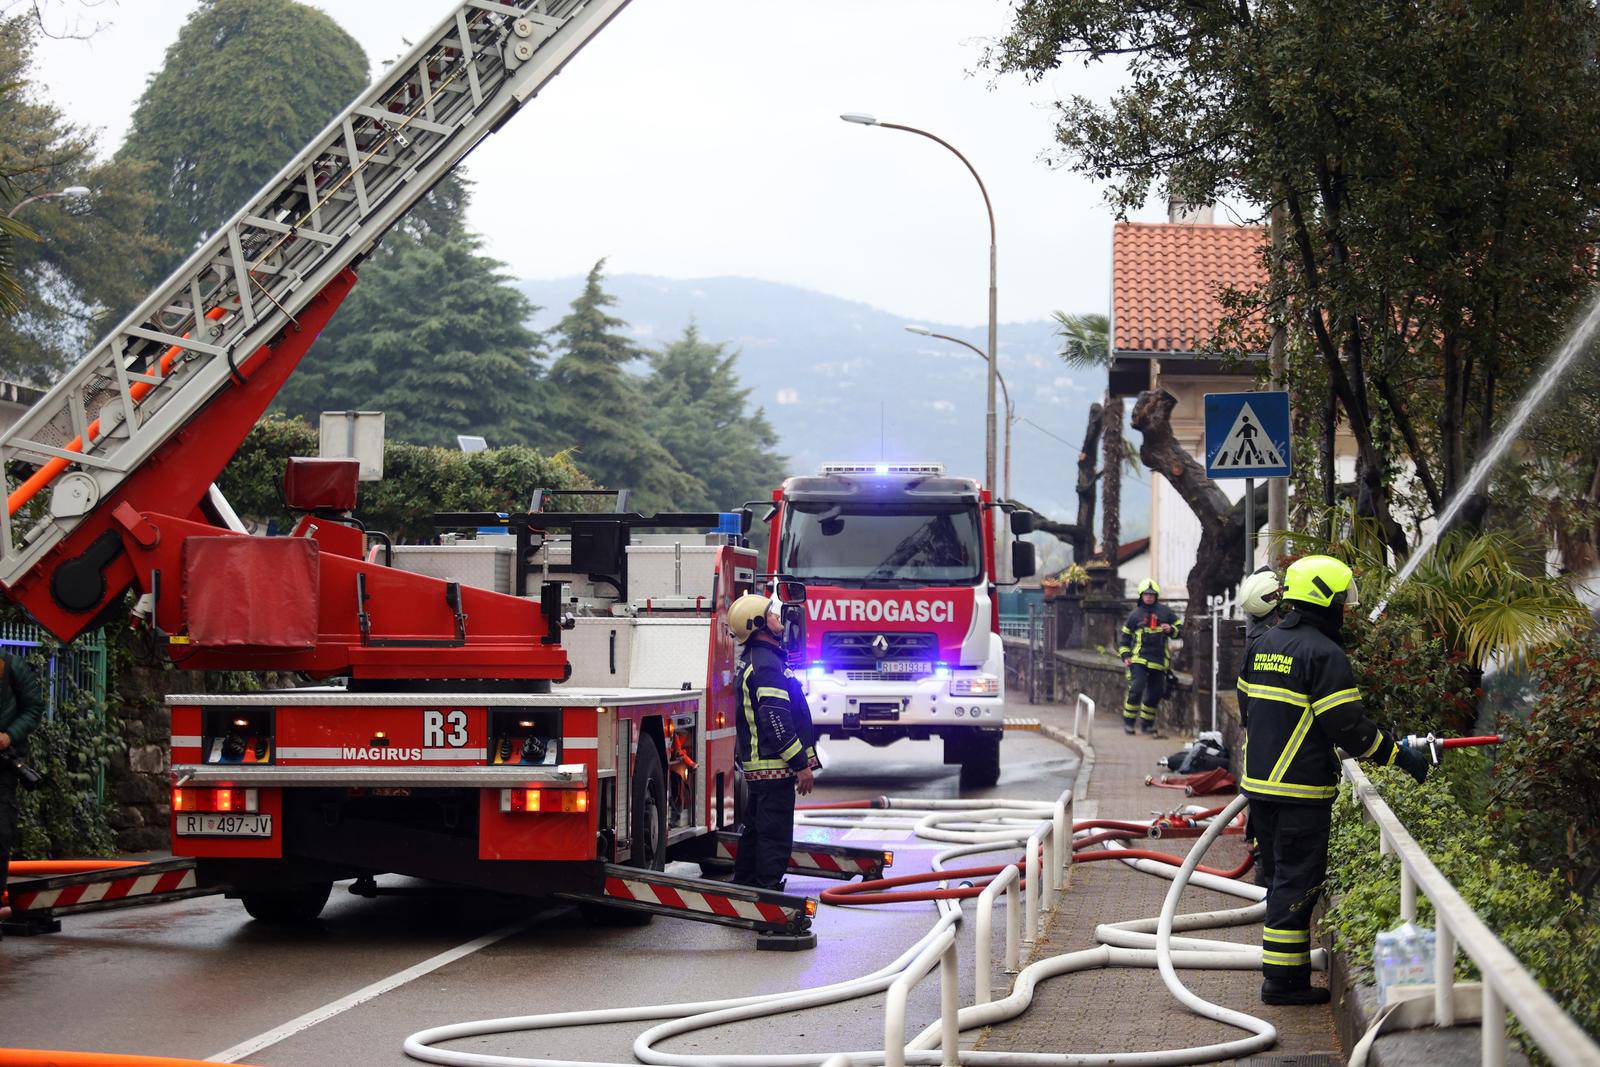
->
xmin=764 ymin=463 xmax=1035 ymax=787
xmin=0 ymin=0 xmax=883 ymax=947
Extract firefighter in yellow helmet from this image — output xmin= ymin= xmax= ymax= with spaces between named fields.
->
xmin=1238 ymin=556 xmax=1429 ymax=1005
xmin=725 ymin=593 xmax=819 ymax=890
xmin=1117 ymin=578 xmax=1182 ymax=735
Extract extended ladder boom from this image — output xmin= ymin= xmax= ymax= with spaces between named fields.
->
xmin=0 ymin=0 xmax=631 ymax=594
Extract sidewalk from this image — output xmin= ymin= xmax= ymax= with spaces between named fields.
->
xmin=976 ymin=702 xmax=1342 ymax=1064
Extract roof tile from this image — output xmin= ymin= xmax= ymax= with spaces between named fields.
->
xmin=1112 ymin=222 xmax=1267 ymax=355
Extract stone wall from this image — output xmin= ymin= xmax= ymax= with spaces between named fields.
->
xmin=107 ymin=650 xmax=174 ymax=853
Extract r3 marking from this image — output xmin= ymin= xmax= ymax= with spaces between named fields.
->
xmin=422 ymin=709 xmax=468 ymax=748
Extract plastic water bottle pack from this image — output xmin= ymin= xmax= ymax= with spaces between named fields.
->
xmin=1374 ymin=921 xmax=1437 ymax=1005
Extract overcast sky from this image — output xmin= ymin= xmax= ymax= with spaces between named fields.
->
xmin=28 ymin=0 xmax=1168 ymax=327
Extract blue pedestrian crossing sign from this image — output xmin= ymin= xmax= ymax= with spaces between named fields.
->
xmin=1204 ymin=391 xmax=1292 ymax=478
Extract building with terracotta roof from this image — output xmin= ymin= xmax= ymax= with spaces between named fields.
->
xmin=1106 ymin=205 xmax=1348 ymax=600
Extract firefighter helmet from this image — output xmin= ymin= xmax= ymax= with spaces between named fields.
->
xmin=1282 ymin=556 xmax=1359 ymax=609
xmin=1238 ymin=567 xmax=1282 ymax=619
xmin=726 ymin=593 xmax=773 ymax=643
xmin=1137 ymin=578 xmax=1161 ymax=597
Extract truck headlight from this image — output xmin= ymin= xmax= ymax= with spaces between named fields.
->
xmin=950 ymin=674 xmax=1000 ymax=697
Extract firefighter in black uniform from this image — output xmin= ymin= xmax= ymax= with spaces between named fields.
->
xmin=726 ymin=593 xmax=820 ymax=891
xmin=1118 ymin=578 xmax=1182 ymax=735
xmin=1238 ymin=555 xmax=1430 ymax=1005
xmin=1234 ymin=566 xmax=1284 ymax=730
xmin=0 ymin=650 xmax=44 ymax=920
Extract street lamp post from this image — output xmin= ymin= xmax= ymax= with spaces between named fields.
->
xmin=841 ymin=114 xmax=999 ymax=507
xmin=5 ymin=185 xmax=90 ymax=219
xmin=905 ymin=325 xmax=1013 ymax=502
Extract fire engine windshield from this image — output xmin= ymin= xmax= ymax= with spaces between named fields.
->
xmin=780 ymin=502 xmax=984 ymax=585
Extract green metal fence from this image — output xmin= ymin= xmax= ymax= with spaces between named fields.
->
xmin=0 ymin=619 xmax=108 ymax=718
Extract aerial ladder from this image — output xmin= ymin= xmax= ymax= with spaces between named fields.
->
xmin=0 ymin=0 xmax=632 ymax=641
xmin=0 ymin=0 xmax=887 ymax=948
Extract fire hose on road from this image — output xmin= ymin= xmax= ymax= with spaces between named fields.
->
xmin=400 ymin=792 xmax=1293 ymax=1067
xmin=6 ymin=737 xmax=1501 ymax=1066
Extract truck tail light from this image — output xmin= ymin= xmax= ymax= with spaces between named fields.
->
xmin=173 ymin=787 xmax=259 ymax=813
xmin=499 ymin=788 xmax=589 ymax=814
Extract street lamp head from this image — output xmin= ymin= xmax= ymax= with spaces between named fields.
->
xmin=839 ymin=113 xmax=879 ymax=126
xmin=60 ymin=186 xmax=90 ymax=199
xmin=904 ymin=325 xmax=932 ymax=337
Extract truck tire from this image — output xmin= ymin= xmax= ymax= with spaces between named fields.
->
xmin=957 ymin=733 xmax=1003 ymax=790
xmin=239 ymin=881 xmax=332 ymax=924
xmin=581 ymin=736 xmax=667 ymax=927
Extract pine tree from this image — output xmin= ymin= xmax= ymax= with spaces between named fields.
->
xmin=274 ymin=177 xmax=544 ymax=448
xmin=542 ymin=261 xmax=701 ymax=511
xmin=646 ymin=324 xmax=787 ymax=511
xmin=117 ymin=0 xmax=368 ymax=281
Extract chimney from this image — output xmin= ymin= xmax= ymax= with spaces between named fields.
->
xmin=1167 ymin=197 xmax=1214 ymax=224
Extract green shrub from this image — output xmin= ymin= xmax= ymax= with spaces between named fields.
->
xmin=15 ymin=692 xmax=119 ymax=859
xmin=1490 ymin=632 xmax=1600 ymax=897
xmin=1325 ymin=759 xmax=1600 ymax=1055
xmin=1345 ymin=614 xmax=1479 ymax=738
xmin=8 ymin=637 xmax=119 ymax=860
xmin=219 ymin=414 xmax=594 ymax=541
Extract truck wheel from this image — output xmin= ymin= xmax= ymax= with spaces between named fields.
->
xmin=581 ymin=736 xmax=667 ymax=927
xmin=239 ymin=881 xmax=332 ymax=924
xmin=958 ymin=734 xmax=1003 ymax=790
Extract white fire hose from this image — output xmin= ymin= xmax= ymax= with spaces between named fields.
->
xmin=403 ymin=792 xmax=1306 ymax=1067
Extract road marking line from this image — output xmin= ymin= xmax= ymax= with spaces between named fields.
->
xmin=206 ymin=914 xmax=542 ymax=1062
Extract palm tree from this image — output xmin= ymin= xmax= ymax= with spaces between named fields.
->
xmin=1052 ymin=311 xmax=1110 ymax=369
xmin=1281 ymin=515 xmax=1585 ymax=674
xmin=0 ymin=204 xmax=36 ymax=316
xmin=0 ymin=89 xmax=38 ymax=317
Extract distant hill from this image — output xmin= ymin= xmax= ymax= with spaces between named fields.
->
xmin=518 ymin=274 xmax=1150 ymax=543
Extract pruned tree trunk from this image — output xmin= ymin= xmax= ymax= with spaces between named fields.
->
xmin=1075 ymin=401 xmax=1104 ymax=561
xmin=1101 ymin=394 xmax=1123 ymax=572
xmin=1131 ymin=389 xmax=1264 ymax=604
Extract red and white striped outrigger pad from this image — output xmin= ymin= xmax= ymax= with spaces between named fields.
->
xmin=602 ymin=873 xmax=799 ymax=930
xmin=8 ymin=865 xmax=196 ymax=914
xmin=711 ymin=838 xmax=884 ymax=879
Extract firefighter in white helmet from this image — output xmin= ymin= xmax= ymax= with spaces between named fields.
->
xmin=1234 ymin=566 xmax=1284 ymax=729
xmin=726 ymin=593 xmax=819 ymax=890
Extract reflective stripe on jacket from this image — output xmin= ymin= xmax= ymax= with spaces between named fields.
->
xmin=1235 ymin=615 xmax=1276 ymax=729
xmin=735 ymin=640 xmax=818 ymax=779
xmin=1238 ymin=610 xmax=1398 ymax=804
xmin=1118 ymin=602 xmax=1182 ymax=669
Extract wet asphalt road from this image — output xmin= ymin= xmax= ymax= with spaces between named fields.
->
xmin=0 ymin=727 xmax=1078 ymax=1065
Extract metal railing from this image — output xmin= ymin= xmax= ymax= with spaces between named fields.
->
xmin=1072 ymin=692 xmax=1095 ymax=743
xmin=997 ymin=614 xmax=1033 ymax=638
xmin=1343 ymin=758 xmax=1600 ymax=1066
xmin=821 ymin=788 xmax=1073 ymax=1067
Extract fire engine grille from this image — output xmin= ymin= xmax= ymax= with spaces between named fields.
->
xmin=822 ymin=632 xmax=938 ymax=671
xmin=844 ymin=670 xmax=922 ymax=682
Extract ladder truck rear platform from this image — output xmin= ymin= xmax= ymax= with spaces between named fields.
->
xmin=0 ymin=0 xmax=885 ymax=949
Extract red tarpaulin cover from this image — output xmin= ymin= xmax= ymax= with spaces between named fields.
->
xmin=184 ymin=536 xmax=320 ymax=650
xmin=283 ymin=456 xmax=359 ymax=512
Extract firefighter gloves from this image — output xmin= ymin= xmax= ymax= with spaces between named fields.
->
xmin=1394 ymin=743 xmax=1431 ymax=785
